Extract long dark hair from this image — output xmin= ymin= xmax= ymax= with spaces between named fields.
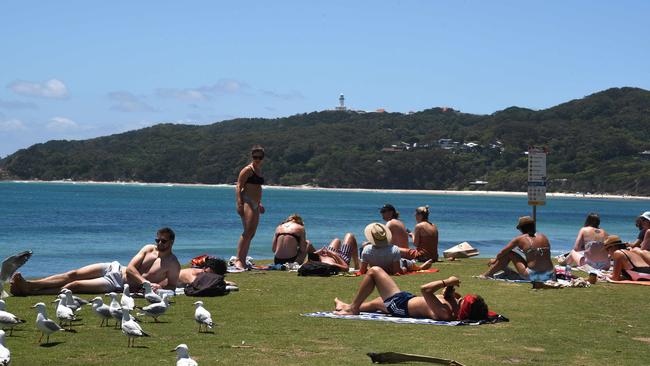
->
xmin=584 ymin=213 xmax=600 ymax=228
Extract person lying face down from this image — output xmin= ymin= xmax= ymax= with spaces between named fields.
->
xmin=334 ymin=266 xmax=489 ymax=322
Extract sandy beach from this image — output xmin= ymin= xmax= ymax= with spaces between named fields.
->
xmin=5 ymin=179 xmax=650 ymax=201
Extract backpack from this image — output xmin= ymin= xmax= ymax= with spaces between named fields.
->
xmin=297 ymin=262 xmax=341 ymax=277
xmin=184 ymin=272 xmax=228 ymax=296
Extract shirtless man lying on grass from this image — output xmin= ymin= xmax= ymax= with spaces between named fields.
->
xmin=10 ymin=227 xmax=181 ymax=295
xmin=334 ymin=266 xmax=489 ymax=321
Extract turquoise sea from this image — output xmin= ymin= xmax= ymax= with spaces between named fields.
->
xmin=1 ymin=181 xmax=647 ymax=277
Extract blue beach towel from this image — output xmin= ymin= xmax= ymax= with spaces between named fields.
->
xmin=301 ymin=311 xmax=508 ymax=326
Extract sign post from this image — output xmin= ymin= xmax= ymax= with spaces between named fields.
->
xmin=527 ymin=147 xmax=547 ymax=223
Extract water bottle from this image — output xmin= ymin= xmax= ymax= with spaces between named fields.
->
xmin=565 ymin=265 xmax=572 ymax=279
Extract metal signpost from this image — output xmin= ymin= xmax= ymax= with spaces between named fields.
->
xmin=527 ymin=147 xmax=547 ymax=223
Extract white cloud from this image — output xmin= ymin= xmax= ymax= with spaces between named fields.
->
xmin=259 ymin=89 xmax=304 ymax=100
xmin=0 ymin=118 xmax=27 ymax=131
xmin=198 ymin=79 xmax=251 ymax=94
xmin=107 ymin=91 xmax=157 ymax=112
xmin=8 ymin=79 xmax=69 ymax=99
xmin=0 ymin=98 xmax=38 ymax=110
xmin=46 ymin=116 xmax=79 ymax=131
xmin=156 ymin=88 xmax=209 ymax=101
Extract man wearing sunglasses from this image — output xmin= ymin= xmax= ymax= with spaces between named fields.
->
xmin=10 ymin=227 xmax=180 ymax=296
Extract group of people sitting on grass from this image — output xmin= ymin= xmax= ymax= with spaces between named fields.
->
xmin=272 ymin=204 xmax=438 ymax=274
xmin=8 ymin=209 xmax=650 ymax=323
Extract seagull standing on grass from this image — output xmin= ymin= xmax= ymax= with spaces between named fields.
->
xmin=54 ymin=296 xmax=76 ymax=330
xmin=193 ymin=301 xmax=213 ymax=333
xmin=89 ymin=297 xmax=112 ymax=327
xmin=120 ymin=284 xmax=135 ymax=311
xmin=61 ymin=289 xmax=87 ymax=311
xmin=1 ymin=250 xmax=32 ymax=299
xmin=33 ymin=302 xmax=65 ymax=344
xmin=0 ymin=300 xmax=26 ymax=336
xmin=172 ymin=344 xmax=198 ymax=366
xmin=136 ymin=293 xmax=171 ymax=322
xmin=0 ymin=330 xmax=10 ymax=365
xmin=142 ymin=281 xmax=162 ymax=304
xmin=121 ymin=308 xmax=148 ymax=348
xmin=108 ymin=292 xmax=124 ymax=328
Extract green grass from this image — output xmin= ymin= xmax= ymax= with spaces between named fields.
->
xmin=3 ymin=259 xmax=650 ymax=365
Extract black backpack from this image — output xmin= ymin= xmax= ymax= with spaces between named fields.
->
xmin=297 ymin=262 xmax=341 ymax=277
xmin=184 ymin=272 xmax=228 ymax=296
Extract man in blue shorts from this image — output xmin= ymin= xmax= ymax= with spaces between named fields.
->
xmin=334 ymin=266 xmax=489 ymax=321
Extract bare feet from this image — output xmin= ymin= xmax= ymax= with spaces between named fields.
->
xmin=333 ymin=299 xmax=359 ymax=315
xmin=420 ymin=260 xmax=434 ymax=270
xmin=9 ymin=272 xmax=28 ymax=296
xmin=232 ymin=259 xmax=246 ymax=270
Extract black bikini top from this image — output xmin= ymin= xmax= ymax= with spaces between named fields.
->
xmin=246 ymin=166 xmax=265 ymax=185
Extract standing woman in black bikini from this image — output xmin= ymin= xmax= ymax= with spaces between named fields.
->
xmin=234 ymin=145 xmax=266 ymax=270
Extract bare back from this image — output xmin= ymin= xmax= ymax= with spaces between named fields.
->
xmin=272 ymin=222 xmax=305 ymax=258
xmin=386 ymin=219 xmax=409 ymax=248
xmin=515 ymin=234 xmax=553 ymax=272
xmin=413 ymin=221 xmax=438 ymax=258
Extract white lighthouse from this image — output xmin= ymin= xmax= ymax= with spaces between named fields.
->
xmin=335 ymin=93 xmax=347 ymax=111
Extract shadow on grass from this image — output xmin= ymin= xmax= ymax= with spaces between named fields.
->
xmin=40 ymin=341 xmax=64 ymax=348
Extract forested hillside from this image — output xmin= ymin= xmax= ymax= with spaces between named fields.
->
xmin=2 ymin=87 xmax=649 ymax=194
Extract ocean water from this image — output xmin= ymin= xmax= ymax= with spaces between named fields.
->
xmin=1 ymin=181 xmax=647 ymax=277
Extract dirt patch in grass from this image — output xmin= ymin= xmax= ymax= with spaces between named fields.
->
xmin=522 ymin=346 xmax=545 ymax=352
xmin=632 ymin=337 xmax=650 ymax=344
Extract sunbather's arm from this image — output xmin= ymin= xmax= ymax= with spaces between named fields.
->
xmin=609 ymin=251 xmax=626 ymax=281
xmin=492 ymin=238 xmax=520 ymax=263
xmin=420 ymin=276 xmax=458 ymax=320
xmin=359 ymin=261 xmax=369 ymax=274
xmin=573 ymin=228 xmax=585 ymax=251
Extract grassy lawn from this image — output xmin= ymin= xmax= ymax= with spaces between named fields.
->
xmin=2 ymin=259 xmax=650 ymax=365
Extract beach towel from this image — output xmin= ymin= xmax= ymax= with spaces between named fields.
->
xmin=606 ymin=278 xmax=650 ymax=286
xmin=353 ymin=268 xmax=439 ymax=277
xmin=302 ymin=311 xmax=508 ymax=326
xmin=475 ymin=276 xmax=591 ymax=288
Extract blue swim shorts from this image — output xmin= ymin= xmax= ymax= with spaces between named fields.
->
xmin=383 ymin=291 xmax=415 ymax=317
xmin=526 ymin=268 xmax=555 ymax=282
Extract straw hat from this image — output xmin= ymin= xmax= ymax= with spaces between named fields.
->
xmin=516 ymin=216 xmax=535 ymax=229
xmin=364 ymin=222 xmax=392 ymax=247
xmin=603 ymin=235 xmax=624 ymax=249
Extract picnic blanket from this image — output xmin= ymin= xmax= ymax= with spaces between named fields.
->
xmin=302 ymin=311 xmax=508 ymax=326
xmin=475 ymin=275 xmax=591 ymax=288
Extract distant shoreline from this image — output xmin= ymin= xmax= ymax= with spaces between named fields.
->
xmin=4 ymin=179 xmax=650 ymax=201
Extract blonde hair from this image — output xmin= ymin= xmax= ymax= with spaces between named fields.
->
xmin=284 ymin=214 xmax=304 ymax=226
xmin=415 ymin=206 xmax=430 ymax=221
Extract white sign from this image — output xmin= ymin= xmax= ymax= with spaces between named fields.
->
xmin=528 ymin=148 xmax=546 ymax=206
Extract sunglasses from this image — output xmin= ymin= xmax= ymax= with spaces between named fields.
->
xmin=155 ymin=238 xmax=170 ymax=244
xmin=252 ymin=155 xmax=264 ymax=160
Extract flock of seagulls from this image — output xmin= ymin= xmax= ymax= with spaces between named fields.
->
xmin=0 ymin=251 xmax=212 ymax=365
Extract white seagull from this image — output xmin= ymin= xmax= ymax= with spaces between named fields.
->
xmin=0 ymin=300 xmax=26 ymax=336
xmin=172 ymin=343 xmax=198 ymax=366
xmin=107 ymin=292 xmax=124 ymax=328
xmin=142 ymin=281 xmax=162 ymax=304
xmin=193 ymin=301 xmax=213 ymax=333
xmin=0 ymin=330 xmax=9 ymax=366
xmin=121 ymin=308 xmax=148 ymax=348
xmin=89 ymin=297 xmax=112 ymax=327
xmin=1 ymin=250 xmax=32 ymax=299
xmin=136 ymin=293 xmax=170 ymax=322
xmin=54 ymin=295 xmax=76 ymax=330
xmin=60 ymin=289 xmax=87 ymax=311
xmin=120 ymin=284 xmax=135 ymax=311
xmin=33 ymin=302 xmax=65 ymax=344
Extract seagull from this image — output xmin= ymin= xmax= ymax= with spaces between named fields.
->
xmin=0 ymin=330 xmax=10 ymax=366
xmin=107 ymin=292 xmax=124 ymax=328
xmin=136 ymin=293 xmax=170 ymax=322
xmin=121 ymin=308 xmax=148 ymax=348
xmin=60 ymin=289 xmax=87 ymax=311
xmin=120 ymin=284 xmax=135 ymax=311
xmin=1 ymin=250 xmax=32 ymax=299
xmin=54 ymin=295 xmax=76 ymax=330
xmin=193 ymin=301 xmax=213 ymax=333
xmin=89 ymin=297 xmax=112 ymax=327
xmin=172 ymin=343 xmax=198 ymax=366
xmin=33 ymin=302 xmax=65 ymax=344
xmin=142 ymin=281 xmax=162 ymax=304
xmin=0 ymin=300 xmax=26 ymax=336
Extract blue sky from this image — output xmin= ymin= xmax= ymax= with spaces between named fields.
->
xmin=1 ymin=1 xmax=649 ymax=157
